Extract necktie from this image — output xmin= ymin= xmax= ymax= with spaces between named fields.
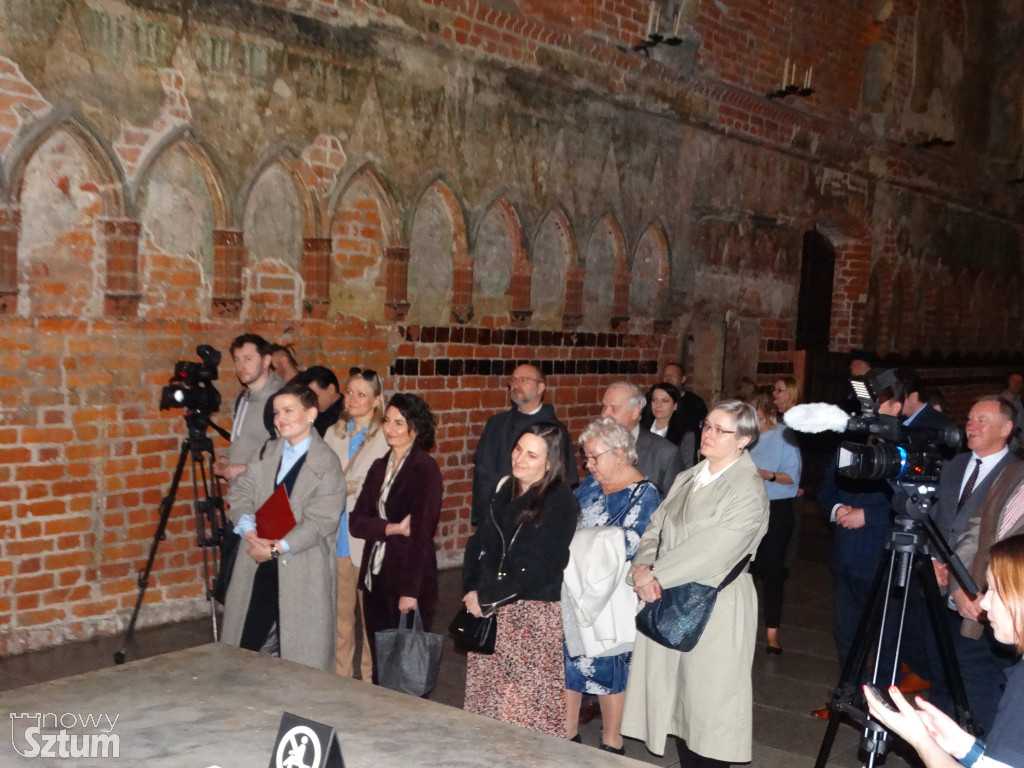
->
xmin=958 ymin=458 xmax=982 ymax=512
xmin=999 ymin=482 xmax=1024 ymax=539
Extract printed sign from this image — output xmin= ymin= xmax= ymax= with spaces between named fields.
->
xmin=268 ymin=712 xmax=343 ymax=768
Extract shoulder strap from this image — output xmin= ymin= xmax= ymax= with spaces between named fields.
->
xmin=716 ymin=554 xmax=752 ymax=592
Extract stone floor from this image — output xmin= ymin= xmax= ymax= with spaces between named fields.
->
xmin=0 ymin=504 xmax=924 ymax=767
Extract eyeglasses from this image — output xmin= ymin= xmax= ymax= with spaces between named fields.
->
xmin=700 ymin=420 xmax=736 ymax=436
xmin=583 ymin=449 xmax=612 ymax=464
xmin=349 ymin=367 xmax=379 ymax=382
xmin=508 ymin=376 xmax=541 ymax=386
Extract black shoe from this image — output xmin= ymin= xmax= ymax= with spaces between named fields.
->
xmin=766 ymin=644 xmax=782 ymax=655
xmin=599 ymin=742 xmax=625 ymax=755
xmin=569 ymin=733 xmax=582 ymax=744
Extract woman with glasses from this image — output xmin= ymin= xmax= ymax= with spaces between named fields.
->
xmin=324 ymin=367 xmax=389 ymax=681
xmin=748 ymin=391 xmax=801 ymax=655
xmin=564 ymin=417 xmax=660 ymax=753
xmin=622 ymin=400 xmax=769 ymax=768
xmin=349 ymin=393 xmax=443 ymax=685
xmin=462 ymin=423 xmax=579 ymax=736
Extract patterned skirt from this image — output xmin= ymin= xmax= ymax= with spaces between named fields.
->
xmin=464 ymin=600 xmax=567 ymax=738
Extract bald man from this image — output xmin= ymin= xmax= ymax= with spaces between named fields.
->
xmin=470 ymin=364 xmax=577 ymax=525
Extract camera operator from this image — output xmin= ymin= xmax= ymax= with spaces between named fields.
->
xmin=928 ymin=396 xmax=1022 ymax=733
xmin=213 ymin=334 xmax=284 ymax=484
xmin=817 ymin=379 xmax=905 ymax=672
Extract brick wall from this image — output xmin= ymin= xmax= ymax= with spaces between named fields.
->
xmin=0 ymin=0 xmax=1022 ymax=653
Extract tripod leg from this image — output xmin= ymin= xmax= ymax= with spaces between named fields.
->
xmin=113 ymin=439 xmax=191 ymax=664
xmin=814 ymin=550 xmax=894 ymax=768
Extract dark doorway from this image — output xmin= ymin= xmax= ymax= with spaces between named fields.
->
xmin=796 ymin=230 xmax=842 ymax=404
xmin=795 ymin=230 xmax=844 ymax=494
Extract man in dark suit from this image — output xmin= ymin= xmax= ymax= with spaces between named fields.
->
xmin=601 ymin=381 xmax=683 ymax=497
xmin=929 ymin=395 xmax=1021 ymax=733
xmin=662 ymin=363 xmax=707 ymax=461
xmin=901 ymin=372 xmax=952 ymax=433
xmin=470 ymin=364 xmax=576 ymax=525
xmin=817 ymin=387 xmax=905 ymax=666
xmin=294 ymin=365 xmax=345 ymax=436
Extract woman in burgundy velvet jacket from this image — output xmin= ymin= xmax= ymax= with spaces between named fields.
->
xmin=349 ymin=392 xmax=443 ymax=685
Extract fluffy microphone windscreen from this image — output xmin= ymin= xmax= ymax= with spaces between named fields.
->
xmin=782 ymin=403 xmax=852 ymax=434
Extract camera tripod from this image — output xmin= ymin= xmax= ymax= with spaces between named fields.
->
xmin=113 ymin=414 xmax=231 ymax=664
xmin=814 ymin=483 xmax=977 ymax=768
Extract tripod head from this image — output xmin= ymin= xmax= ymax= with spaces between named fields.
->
xmin=890 ymin=480 xmax=978 ymax=597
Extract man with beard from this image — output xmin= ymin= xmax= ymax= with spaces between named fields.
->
xmin=470 ymin=363 xmax=577 ymax=525
xmin=213 ymin=333 xmax=285 ymax=484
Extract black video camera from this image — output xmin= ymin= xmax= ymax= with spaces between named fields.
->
xmin=160 ymin=344 xmax=222 ymax=415
xmin=838 ymin=368 xmax=960 ymax=485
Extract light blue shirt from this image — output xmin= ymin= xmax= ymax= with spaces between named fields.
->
xmin=234 ymin=436 xmax=313 ymax=552
xmin=749 ymin=424 xmax=802 ymax=500
xmin=337 ymin=422 xmax=367 ymax=557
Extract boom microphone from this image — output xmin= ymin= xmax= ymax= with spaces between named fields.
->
xmin=782 ymin=403 xmax=853 ymax=434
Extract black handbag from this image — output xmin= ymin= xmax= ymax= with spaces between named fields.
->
xmin=447 ymin=609 xmax=497 ymax=654
xmin=635 ymin=549 xmax=752 ymax=652
xmin=375 ymin=608 xmax=444 ymax=697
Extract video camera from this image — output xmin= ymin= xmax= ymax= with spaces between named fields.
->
xmin=160 ymin=344 xmax=222 ymax=416
xmin=838 ymin=368 xmax=960 ymax=484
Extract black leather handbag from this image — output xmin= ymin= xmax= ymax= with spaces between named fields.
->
xmin=635 ymin=551 xmax=751 ymax=652
xmin=448 ymin=609 xmax=497 ymax=654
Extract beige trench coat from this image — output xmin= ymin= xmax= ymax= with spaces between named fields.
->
xmin=323 ymin=421 xmax=389 ymax=563
xmin=621 ymin=451 xmax=769 ymax=761
xmin=221 ymin=433 xmax=345 ymax=670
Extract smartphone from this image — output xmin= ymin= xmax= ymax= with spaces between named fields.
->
xmin=864 ymin=683 xmax=898 ymax=712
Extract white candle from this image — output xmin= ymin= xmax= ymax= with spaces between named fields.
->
xmin=807 ymin=64 xmax=813 ymax=88
xmin=648 ymin=1 xmax=656 ymax=35
xmin=783 ymin=57 xmax=790 ymax=87
xmin=653 ymin=4 xmax=661 ymax=33
xmin=673 ymin=7 xmax=682 ymax=37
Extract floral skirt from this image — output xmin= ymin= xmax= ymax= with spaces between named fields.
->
xmin=464 ymin=600 xmax=567 ymax=737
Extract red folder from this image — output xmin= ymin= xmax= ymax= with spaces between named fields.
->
xmin=255 ymin=484 xmax=297 ymax=540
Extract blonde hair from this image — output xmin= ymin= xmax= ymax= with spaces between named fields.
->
xmin=775 ymin=376 xmax=801 ymax=407
xmin=752 ymin=391 xmax=778 ymax=431
xmin=989 ymin=534 xmax=1024 ymax=655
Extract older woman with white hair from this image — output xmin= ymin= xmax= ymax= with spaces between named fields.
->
xmin=564 ymin=417 xmax=660 ymax=753
xmin=622 ymin=400 xmax=769 ymax=768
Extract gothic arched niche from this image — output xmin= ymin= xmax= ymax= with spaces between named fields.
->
xmin=137 ymin=142 xmax=216 ymax=278
xmin=581 ymin=214 xmax=623 ymax=330
xmin=472 ymin=198 xmax=520 ymax=321
xmin=17 ymin=129 xmax=109 ymax=318
xmin=243 ymin=161 xmax=304 ymax=273
xmin=329 ymin=168 xmax=396 ymax=321
xmin=407 ymin=182 xmax=458 ymax=326
xmin=135 ymin=141 xmax=216 ymax=317
xmin=530 ymin=208 xmax=574 ymax=329
xmin=629 ymin=223 xmax=670 ymax=322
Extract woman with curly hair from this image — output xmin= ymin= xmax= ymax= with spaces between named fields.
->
xmin=349 ymin=392 xmax=443 ymax=685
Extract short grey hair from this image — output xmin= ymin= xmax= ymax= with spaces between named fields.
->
xmin=709 ymin=399 xmax=760 ymax=450
xmin=578 ymin=417 xmax=638 ymax=464
xmin=608 ymin=381 xmax=646 ymax=411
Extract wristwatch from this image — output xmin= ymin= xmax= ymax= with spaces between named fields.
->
xmin=769 ymin=472 xmax=776 ymax=482
xmin=270 ymin=544 xmax=280 ymax=560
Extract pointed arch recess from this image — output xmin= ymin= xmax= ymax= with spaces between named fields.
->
xmin=531 ymin=205 xmax=578 ymax=330
xmin=329 ymin=164 xmax=403 ymax=321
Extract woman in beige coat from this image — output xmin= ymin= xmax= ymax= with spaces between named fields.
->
xmin=324 ymin=367 xmax=389 ymax=680
xmin=622 ymin=399 xmax=769 ymax=767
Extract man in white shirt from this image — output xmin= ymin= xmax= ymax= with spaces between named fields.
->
xmin=601 ymin=381 xmax=683 ymax=498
